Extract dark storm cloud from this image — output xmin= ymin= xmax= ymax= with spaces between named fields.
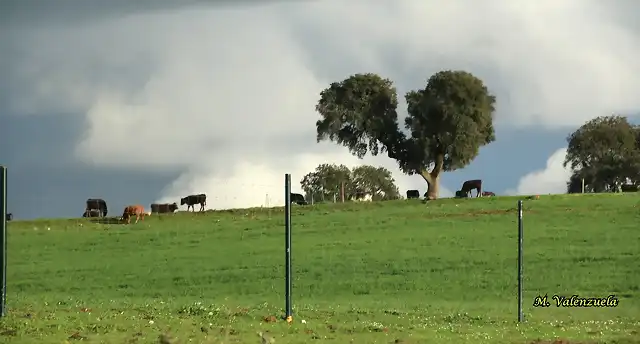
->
xmin=0 ymin=0 xmax=296 ymax=29
xmin=1 ymin=114 xmax=81 ymax=168
xmin=1 ymin=0 xmax=209 ymax=28
xmin=0 ymin=113 xmax=178 ymax=219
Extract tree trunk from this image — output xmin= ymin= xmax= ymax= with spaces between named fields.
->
xmin=423 ymin=174 xmax=440 ymax=200
xmin=419 ymin=155 xmax=444 ymax=200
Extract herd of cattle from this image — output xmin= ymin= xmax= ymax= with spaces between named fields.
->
xmin=406 ymin=179 xmax=495 ymax=199
xmin=82 ymin=193 xmax=207 ymax=224
xmin=3 ymin=180 xmax=491 ymax=223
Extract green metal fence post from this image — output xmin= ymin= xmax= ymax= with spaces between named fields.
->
xmin=0 ymin=166 xmax=7 ymax=317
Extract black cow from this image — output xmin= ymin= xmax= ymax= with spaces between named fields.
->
xmin=150 ymin=203 xmax=179 ymax=214
xmin=406 ymin=190 xmax=420 ymax=199
xmin=181 ymin=194 xmax=206 ymax=212
xmin=6 ymin=213 xmax=12 ymax=221
xmin=83 ymin=198 xmax=107 ymax=217
xmin=461 ymin=179 xmax=482 ymax=198
xmin=82 ymin=209 xmax=102 ymax=217
xmin=290 ymin=193 xmax=307 ymax=205
xmin=620 ymin=184 xmax=638 ymax=193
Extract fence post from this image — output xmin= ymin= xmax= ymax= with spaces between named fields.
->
xmin=0 ymin=166 xmax=7 ymax=318
xmin=284 ymin=174 xmax=293 ymax=322
xmin=517 ymin=200 xmax=524 ymax=323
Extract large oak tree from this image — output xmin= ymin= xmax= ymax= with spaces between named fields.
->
xmin=315 ymin=71 xmax=496 ymax=199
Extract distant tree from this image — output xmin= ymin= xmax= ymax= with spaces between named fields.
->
xmin=300 ymin=163 xmax=400 ymax=202
xmin=564 ymin=115 xmax=640 ymax=192
xmin=315 ymin=70 xmax=496 ymax=200
xmin=350 ymin=165 xmax=400 ymax=201
xmin=300 ymin=164 xmax=352 ymax=203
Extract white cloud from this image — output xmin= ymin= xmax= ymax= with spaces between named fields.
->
xmin=508 ymin=148 xmax=572 ymax=195
xmin=2 ymin=1 xmax=639 ymax=209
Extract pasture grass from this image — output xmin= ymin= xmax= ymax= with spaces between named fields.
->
xmin=1 ymin=193 xmax=639 ymax=343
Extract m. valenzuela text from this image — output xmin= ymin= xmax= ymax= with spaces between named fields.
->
xmin=533 ymin=294 xmax=619 ymax=308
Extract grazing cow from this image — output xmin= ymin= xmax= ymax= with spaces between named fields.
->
xmin=482 ymin=191 xmax=496 ymax=197
xmin=83 ymin=198 xmax=107 ymax=217
xmin=406 ymin=190 xmax=420 ymax=199
xmin=150 ymin=203 xmax=179 ymax=214
xmin=460 ymin=179 xmax=482 ymax=198
xmin=121 ymin=205 xmax=147 ymax=224
xmin=181 ymin=194 xmax=207 ymax=212
xmin=82 ymin=209 xmax=102 ymax=217
xmin=290 ymin=193 xmax=308 ymax=205
xmin=6 ymin=213 xmax=12 ymax=221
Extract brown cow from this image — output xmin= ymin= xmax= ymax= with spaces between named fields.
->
xmin=461 ymin=179 xmax=482 ymax=198
xmin=482 ymin=191 xmax=495 ymax=197
xmin=150 ymin=203 xmax=178 ymax=214
xmin=121 ymin=205 xmax=148 ymax=224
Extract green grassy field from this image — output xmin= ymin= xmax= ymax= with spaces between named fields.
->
xmin=1 ymin=194 xmax=639 ymax=344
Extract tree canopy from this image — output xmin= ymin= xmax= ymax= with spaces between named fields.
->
xmin=315 ymin=70 xmax=496 ymax=199
xmin=300 ymin=163 xmax=400 ymax=203
xmin=564 ymin=115 xmax=640 ymax=193
xmin=350 ymin=165 xmax=400 ymax=201
xmin=300 ymin=164 xmax=352 ymax=202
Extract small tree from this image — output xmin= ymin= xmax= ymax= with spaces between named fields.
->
xmin=351 ymin=165 xmax=400 ymax=201
xmin=300 ymin=164 xmax=352 ymax=203
xmin=300 ymin=163 xmax=400 ymax=202
xmin=315 ymin=70 xmax=496 ymax=199
xmin=564 ymin=115 xmax=640 ymax=191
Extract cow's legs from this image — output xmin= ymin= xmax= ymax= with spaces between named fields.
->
xmin=200 ymin=203 xmax=204 ymax=212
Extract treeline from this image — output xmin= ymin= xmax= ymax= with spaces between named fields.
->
xmin=565 ymin=115 xmax=640 ymax=193
xmin=300 ymin=164 xmax=400 ymax=203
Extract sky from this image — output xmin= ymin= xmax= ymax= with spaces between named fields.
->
xmin=1 ymin=0 xmax=639 ymax=219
